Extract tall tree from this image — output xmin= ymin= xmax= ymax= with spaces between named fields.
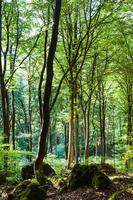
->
xmin=35 ymin=0 xmax=62 ymax=170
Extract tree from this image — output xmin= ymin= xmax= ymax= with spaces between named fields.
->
xmin=35 ymin=0 xmax=62 ymax=170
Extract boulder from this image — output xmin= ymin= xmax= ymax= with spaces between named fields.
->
xmin=92 ymin=171 xmax=111 ymax=189
xmin=97 ymin=163 xmax=116 ymax=175
xmin=21 ymin=163 xmax=34 ymax=180
xmin=42 ymin=163 xmax=56 ymax=177
xmin=21 ymin=163 xmax=56 ymax=180
xmin=0 ymin=172 xmax=6 ymax=184
xmin=67 ymin=164 xmax=111 ymax=190
xmin=8 ymin=179 xmax=46 ymax=200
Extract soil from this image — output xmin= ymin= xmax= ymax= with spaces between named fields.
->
xmin=46 ymin=174 xmax=133 ymax=200
xmin=0 ymin=174 xmax=133 ymax=200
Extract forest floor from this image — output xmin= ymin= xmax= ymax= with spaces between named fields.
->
xmin=46 ymin=173 xmax=133 ymax=200
xmin=0 ymin=172 xmax=133 ymax=199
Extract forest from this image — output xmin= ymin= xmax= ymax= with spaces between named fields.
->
xmin=0 ymin=0 xmax=133 ymax=199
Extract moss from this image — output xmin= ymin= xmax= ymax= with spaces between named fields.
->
xmin=12 ymin=179 xmax=32 ymax=193
xmin=17 ymin=182 xmax=46 ymax=200
xmin=92 ymin=171 xmax=111 ymax=189
xmin=11 ymin=179 xmax=46 ymax=200
xmin=108 ymin=184 xmax=133 ymax=200
xmin=68 ymin=164 xmax=111 ymax=190
xmin=21 ymin=162 xmax=56 ymax=181
xmin=0 ymin=172 xmax=6 ymax=184
xmin=97 ymin=163 xmax=116 ymax=175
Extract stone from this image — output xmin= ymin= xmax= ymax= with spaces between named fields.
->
xmin=8 ymin=179 xmax=46 ymax=200
xmin=21 ymin=163 xmax=56 ymax=180
xmin=92 ymin=171 xmax=111 ymax=189
xmin=67 ymin=164 xmax=111 ymax=190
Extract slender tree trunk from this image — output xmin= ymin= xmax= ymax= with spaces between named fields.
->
xmin=112 ymin=107 xmax=115 ymax=168
xmin=35 ymin=0 xmax=62 ymax=170
xmin=75 ymin=113 xmax=79 ymax=164
xmin=49 ymin=126 xmax=53 ymax=154
xmin=68 ymin=88 xmax=74 ymax=168
xmin=74 ymin=81 xmax=79 ymax=164
xmin=98 ymin=83 xmax=106 ymax=163
xmin=127 ymin=80 xmax=132 ymax=145
xmin=84 ymin=105 xmax=90 ymax=161
xmin=0 ymin=1 xmax=10 ymax=145
xmin=64 ymin=123 xmax=68 ymax=160
xmin=38 ymin=31 xmax=48 ymax=123
xmin=11 ymin=91 xmax=16 ymax=150
xmin=28 ymin=75 xmax=32 ymax=153
xmin=0 ymin=1 xmax=10 ymax=173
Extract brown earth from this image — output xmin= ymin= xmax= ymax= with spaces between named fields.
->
xmin=0 ymin=174 xmax=133 ymax=200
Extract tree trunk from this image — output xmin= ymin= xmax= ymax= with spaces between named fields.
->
xmin=64 ymin=123 xmax=68 ymax=160
xmin=98 ymin=83 xmax=106 ymax=163
xmin=11 ymin=90 xmax=16 ymax=150
xmin=0 ymin=1 xmax=10 ymax=173
xmin=127 ymin=80 xmax=132 ymax=145
xmin=28 ymin=75 xmax=32 ymax=153
xmin=84 ymin=106 xmax=90 ymax=161
xmin=68 ymin=88 xmax=74 ymax=168
xmin=75 ymin=112 xmax=79 ymax=164
xmin=35 ymin=0 xmax=62 ymax=170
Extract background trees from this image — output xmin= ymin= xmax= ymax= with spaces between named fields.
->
xmin=0 ymin=0 xmax=132 ymax=176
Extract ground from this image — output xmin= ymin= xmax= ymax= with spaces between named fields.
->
xmin=46 ymin=174 xmax=133 ymax=200
xmin=0 ymin=173 xmax=133 ymax=200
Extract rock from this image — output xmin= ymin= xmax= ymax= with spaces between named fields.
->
xmin=0 ymin=172 xmax=6 ymax=184
xmin=17 ymin=183 xmax=46 ymax=200
xmin=42 ymin=163 xmax=56 ymax=177
xmin=68 ymin=164 xmax=98 ymax=190
xmin=97 ymin=163 xmax=116 ymax=175
xmin=21 ymin=163 xmax=34 ymax=180
xmin=9 ymin=179 xmax=46 ymax=200
xmin=67 ymin=164 xmax=111 ymax=190
xmin=21 ymin=163 xmax=56 ymax=180
xmin=92 ymin=171 xmax=111 ymax=189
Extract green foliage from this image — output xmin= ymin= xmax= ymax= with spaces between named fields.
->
xmin=45 ymin=154 xmax=67 ymax=176
xmin=0 ymin=0 xmax=132 ymax=179
xmin=0 ymin=148 xmax=35 ymax=183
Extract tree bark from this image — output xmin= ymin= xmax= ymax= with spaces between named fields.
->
xmin=127 ymin=80 xmax=132 ymax=145
xmin=35 ymin=0 xmax=62 ymax=170
xmin=0 ymin=0 xmax=10 ymax=147
xmin=11 ymin=90 xmax=16 ymax=150
xmin=64 ymin=123 xmax=68 ymax=160
xmin=98 ymin=83 xmax=106 ymax=163
xmin=68 ymin=88 xmax=74 ymax=168
xmin=28 ymin=69 xmax=32 ymax=153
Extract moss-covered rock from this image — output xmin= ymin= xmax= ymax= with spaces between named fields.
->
xmin=92 ymin=171 xmax=111 ymax=189
xmin=17 ymin=182 xmax=46 ymax=200
xmin=21 ymin=164 xmax=34 ymax=180
xmin=97 ymin=163 xmax=116 ymax=175
xmin=21 ymin=163 xmax=56 ymax=180
xmin=9 ymin=179 xmax=46 ymax=200
xmin=67 ymin=164 xmax=111 ymax=190
xmin=42 ymin=163 xmax=56 ymax=177
xmin=0 ymin=172 xmax=6 ymax=184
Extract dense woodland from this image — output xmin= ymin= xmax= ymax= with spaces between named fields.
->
xmin=0 ymin=0 xmax=133 ymax=200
